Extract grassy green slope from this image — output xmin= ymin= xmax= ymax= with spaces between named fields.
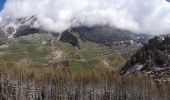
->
xmin=0 ymin=33 xmax=135 ymax=73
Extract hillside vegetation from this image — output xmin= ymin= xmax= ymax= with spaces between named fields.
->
xmin=0 ymin=31 xmax=168 ymax=100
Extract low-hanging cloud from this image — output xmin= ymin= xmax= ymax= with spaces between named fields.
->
xmin=0 ymin=0 xmax=170 ymax=34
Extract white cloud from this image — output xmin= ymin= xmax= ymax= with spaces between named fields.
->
xmin=0 ymin=0 xmax=170 ymax=34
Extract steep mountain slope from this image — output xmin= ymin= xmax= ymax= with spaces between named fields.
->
xmin=10 ymin=25 xmax=149 ymax=47
xmin=71 ymin=26 xmax=149 ymax=44
xmin=121 ymin=35 xmax=170 ymax=81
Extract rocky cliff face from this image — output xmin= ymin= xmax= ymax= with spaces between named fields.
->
xmin=121 ymin=35 xmax=170 ymax=81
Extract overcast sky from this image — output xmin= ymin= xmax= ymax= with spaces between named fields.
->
xmin=0 ymin=0 xmax=170 ymax=35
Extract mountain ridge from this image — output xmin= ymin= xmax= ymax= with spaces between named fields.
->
xmin=1 ymin=16 xmax=150 ymax=46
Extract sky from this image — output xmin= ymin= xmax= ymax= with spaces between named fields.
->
xmin=0 ymin=0 xmax=170 ymax=35
xmin=0 ymin=0 xmax=5 ymax=11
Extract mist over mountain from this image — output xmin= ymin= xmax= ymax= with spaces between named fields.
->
xmin=0 ymin=15 xmax=149 ymax=47
xmin=0 ymin=0 xmax=170 ymax=35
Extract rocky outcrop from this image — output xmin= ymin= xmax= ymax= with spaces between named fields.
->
xmin=121 ymin=35 xmax=170 ymax=81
